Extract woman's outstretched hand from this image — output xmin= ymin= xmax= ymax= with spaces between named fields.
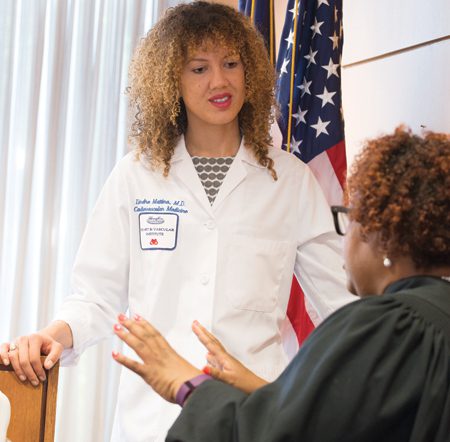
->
xmin=112 ymin=314 xmax=201 ymax=403
xmin=192 ymin=320 xmax=268 ymax=394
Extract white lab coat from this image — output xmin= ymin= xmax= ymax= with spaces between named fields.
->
xmin=55 ymin=137 xmax=354 ymax=441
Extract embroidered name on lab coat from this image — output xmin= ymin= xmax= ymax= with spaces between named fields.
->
xmin=139 ymin=212 xmax=179 ymax=250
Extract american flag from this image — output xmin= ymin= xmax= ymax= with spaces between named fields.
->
xmin=241 ymin=0 xmax=346 ymax=345
xmin=277 ymin=0 xmax=346 ymax=193
xmin=238 ymin=0 xmax=276 ymax=65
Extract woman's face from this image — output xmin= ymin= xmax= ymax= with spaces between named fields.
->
xmin=179 ymin=44 xmax=245 ymax=130
xmin=343 ymin=221 xmax=385 ymax=297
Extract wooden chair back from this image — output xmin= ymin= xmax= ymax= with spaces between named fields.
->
xmin=0 ymin=357 xmax=59 ymax=442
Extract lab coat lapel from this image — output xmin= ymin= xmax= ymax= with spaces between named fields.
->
xmin=212 ymin=139 xmax=254 ymax=211
xmin=171 ymin=137 xmax=214 ymax=215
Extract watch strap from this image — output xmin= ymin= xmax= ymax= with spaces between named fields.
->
xmin=175 ymin=374 xmax=212 ymax=406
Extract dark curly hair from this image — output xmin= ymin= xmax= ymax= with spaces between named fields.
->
xmin=127 ymin=1 xmax=277 ymax=179
xmin=346 ymin=126 xmax=450 ymax=269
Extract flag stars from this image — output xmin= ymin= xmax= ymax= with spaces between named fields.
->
xmin=311 ymin=117 xmax=330 ymax=137
xmin=285 ymin=28 xmax=295 ymax=48
xmin=280 ymin=57 xmax=290 ymax=75
xmin=276 ymin=4 xmax=344 ymax=157
xmin=304 ymin=48 xmax=318 ymax=67
xmin=297 ymin=77 xmax=312 ymax=96
xmin=290 ymin=137 xmax=302 ymax=155
xmin=317 ymin=86 xmax=336 ymax=107
xmin=321 ymin=58 xmax=340 ymax=78
xmin=292 ymin=107 xmax=308 ymax=126
xmin=310 ymin=18 xmax=324 ymax=37
xmin=329 ymin=31 xmax=339 ymax=50
xmin=289 ymin=4 xmax=299 ymax=18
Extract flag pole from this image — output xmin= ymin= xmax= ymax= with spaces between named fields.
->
xmin=286 ymin=0 xmax=300 ymax=153
xmin=269 ymin=0 xmax=275 ymax=65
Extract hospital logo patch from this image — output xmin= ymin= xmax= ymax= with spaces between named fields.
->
xmin=139 ymin=212 xmax=178 ymax=251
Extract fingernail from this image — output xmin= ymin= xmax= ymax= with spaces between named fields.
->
xmin=202 ymin=366 xmax=211 ymax=375
xmin=114 ymin=324 xmax=122 ymax=331
xmin=112 ymin=351 xmax=119 ymax=359
xmin=133 ymin=314 xmax=142 ymax=321
xmin=44 ymin=359 xmax=54 ymax=369
xmin=118 ymin=313 xmax=127 ymax=322
xmin=39 ymin=375 xmax=46 ymax=382
xmin=19 ymin=375 xmax=26 ymax=382
xmin=193 ymin=320 xmax=199 ymax=326
xmin=31 ymin=380 xmax=39 ymax=387
xmin=2 ymin=358 xmax=9 ymax=365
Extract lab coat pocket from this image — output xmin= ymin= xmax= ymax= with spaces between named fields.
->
xmin=225 ymin=236 xmax=289 ymax=312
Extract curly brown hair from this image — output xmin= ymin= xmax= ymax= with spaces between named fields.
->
xmin=346 ymin=126 xmax=450 ymax=269
xmin=127 ymin=1 xmax=277 ymax=179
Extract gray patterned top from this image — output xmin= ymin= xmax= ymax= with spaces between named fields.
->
xmin=192 ymin=156 xmax=235 ymax=205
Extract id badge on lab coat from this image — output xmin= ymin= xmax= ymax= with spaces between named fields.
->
xmin=139 ymin=212 xmax=179 ymax=250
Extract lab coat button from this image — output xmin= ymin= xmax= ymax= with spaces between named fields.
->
xmin=205 ymin=220 xmax=216 ymax=230
xmin=200 ymin=275 xmax=210 ymax=285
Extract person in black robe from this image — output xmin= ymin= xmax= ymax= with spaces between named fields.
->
xmin=112 ymin=126 xmax=450 ymax=442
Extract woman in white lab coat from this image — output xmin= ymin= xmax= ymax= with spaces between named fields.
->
xmin=0 ymin=2 xmax=353 ymax=441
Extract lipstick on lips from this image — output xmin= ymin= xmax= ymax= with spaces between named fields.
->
xmin=209 ymin=93 xmax=232 ymax=109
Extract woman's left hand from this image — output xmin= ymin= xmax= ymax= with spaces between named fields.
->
xmin=112 ymin=314 xmax=201 ymax=403
xmin=193 ymin=321 xmax=268 ymax=393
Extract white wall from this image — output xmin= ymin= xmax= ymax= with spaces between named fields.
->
xmin=342 ymin=0 xmax=450 ymax=165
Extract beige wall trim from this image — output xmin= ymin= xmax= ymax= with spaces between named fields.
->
xmin=343 ymin=35 xmax=450 ymax=69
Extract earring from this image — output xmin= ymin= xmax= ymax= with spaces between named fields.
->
xmin=383 ymin=257 xmax=392 ymax=268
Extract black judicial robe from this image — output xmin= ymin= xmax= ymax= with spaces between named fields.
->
xmin=167 ymin=276 xmax=450 ymax=442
